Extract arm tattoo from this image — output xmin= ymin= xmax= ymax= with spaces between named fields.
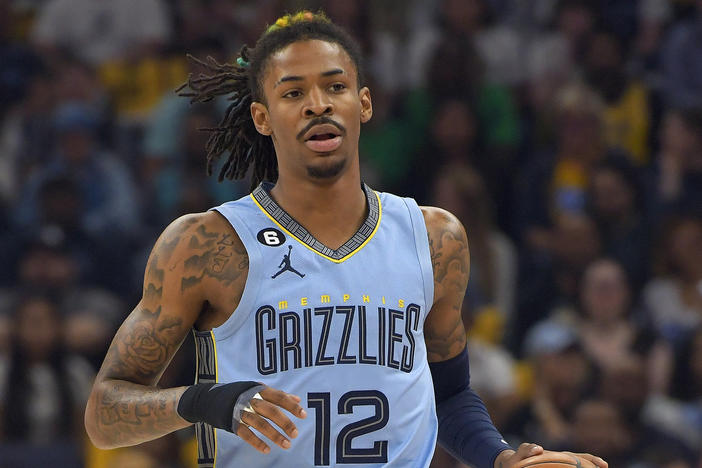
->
xmin=181 ymin=224 xmax=248 ymax=292
xmin=424 ymin=210 xmax=469 ymax=362
xmin=95 ymin=382 xmax=187 ymax=447
xmin=90 ymin=299 xmax=188 ymax=446
xmin=87 ymin=214 xmax=246 ymax=448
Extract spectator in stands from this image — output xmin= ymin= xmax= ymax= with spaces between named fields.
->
xmin=0 ymin=72 xmax=55 ymax=203
xmin=630 ymin=0 xmax=672 ymax=89
xmin=144 ymin=104 xmax=248 ymax=227
xmin=0 ymin=294 xmax=93 ymax=443
xmin=584 ymin=29 xmax=651 ymax=165
xmin=407 ymin=98 xmax=482 ymax=202
xmin=644 ymin=216 xmax=702 ymax=347
xmin=569 ymin=399 xmax=639 ymax=468
xmin=14 ymin=101 xmax=141 ymax=237
xmin=528 ymin=0 xmax=599 ymax=67
xmin=503 ymin=322 xmax=595 ymax=448
xmin=403 ymin=14 xmax=520 ymax=159
xmin=143 ymin=37 xmax=230 ymax=170
xmin=516 ymin=213 xmax=602 ymax=346
xmin=31 ymin=0 xmax=171 ymax=66
xmin=587 ymin=158 xmax=650 ymax=288
xmin=649 ymin=107 xmax=702 ymax=218
xmin=660 ymin=0 xmax=702 ymax=109
xmin=577 ymin=259 xmax=672 ymax=394
xmin=651 ymin=326 xmax=702 ymax=456
xmin=430 ymin=163 xmax=517 ymax=330
xmin=407 ymin=0 xmax=521 ymax=87
xmin=516 ymin=83 xmax=615 ymax=248
xmin=0 ymin=0 xmax=44 ymax=118
xmin=0 ymin=238 xmax=124 ymax=368
xmin=404 ymin=37 xmax=519 ymax=228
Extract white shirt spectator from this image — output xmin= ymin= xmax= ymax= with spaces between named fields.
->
xmin=32 ymin=0 xmax=171 ymax=65
xmin=643 ymin=277 xmax=702 ymax=344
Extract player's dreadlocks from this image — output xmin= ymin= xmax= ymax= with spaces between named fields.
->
xmin=176 ymin=11 xmax=365 ymax=190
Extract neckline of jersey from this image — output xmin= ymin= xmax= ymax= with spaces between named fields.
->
xmin=249 ymin=182 xmax=382 ymax=263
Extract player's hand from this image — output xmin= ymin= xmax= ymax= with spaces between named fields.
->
xmin=494 ymin=446 xmax=608 ymax=468
xmin=236 ymin=386 xmax=307 ymax=454
xmin=561 ymin=451 xmax=608 ymax=468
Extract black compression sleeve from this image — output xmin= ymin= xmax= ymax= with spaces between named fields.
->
xmin=430 ymin=347 xmax=513 ymax=468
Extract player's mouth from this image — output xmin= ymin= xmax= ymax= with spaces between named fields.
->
xmin=302 ymin=123 xmax=343 ymax=153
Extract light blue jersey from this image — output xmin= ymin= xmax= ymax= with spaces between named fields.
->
xmin=192 ymin=183 xmax=437 ymax=467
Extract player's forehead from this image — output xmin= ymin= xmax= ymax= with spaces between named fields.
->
xmin=263 ymin=39 xmax=357 ymax=86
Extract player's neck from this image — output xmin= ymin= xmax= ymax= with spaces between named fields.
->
xmin=269 ymin=173 xmax=367 ymax=250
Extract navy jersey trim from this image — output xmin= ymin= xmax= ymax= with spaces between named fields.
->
xmin=251 ymin=182 xmax=381 ymax=262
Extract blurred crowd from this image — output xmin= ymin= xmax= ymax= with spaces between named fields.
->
xmin=0 ymin=0 xmax=701 ymax=467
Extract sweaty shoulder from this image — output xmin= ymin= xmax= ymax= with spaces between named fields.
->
xmin=147 ymin=210 xmax=249 ymax=329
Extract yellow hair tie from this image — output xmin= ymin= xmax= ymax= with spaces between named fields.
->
xmin=265 ymin=10 xmax=330 ymax=35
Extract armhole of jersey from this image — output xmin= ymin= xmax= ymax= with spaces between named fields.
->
xmin=208 ymin=205 xmax=262 ymax=340
xmin=402 ymin=197 xmax=435 ymax=310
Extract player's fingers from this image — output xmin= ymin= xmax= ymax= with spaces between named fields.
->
xmin=251 ymin=397 xmax=299 ymax=438
xmin=514 ymin=443 xmax=544 ymax=460
xmin=241 ymin=410 xmax=292 ymax=450
xmin=259 ymin=387 xmax=307 ymax=419
xmin=565 ymin=452 xmax=607 ymax=468
xmin=237 ymin=424 xmax=271 ymax=454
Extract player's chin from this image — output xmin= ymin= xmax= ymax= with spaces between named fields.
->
xmin=306 ymin=155 xmax=347 ymax=180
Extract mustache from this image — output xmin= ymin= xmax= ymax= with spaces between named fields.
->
xmin=296 ymin=116 xmax=346 ymax=141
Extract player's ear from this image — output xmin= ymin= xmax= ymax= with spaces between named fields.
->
xmin=251 ymin=102 xmax=273 ymax=135
xmin=359 ymin=87 xmax=372 ymax=123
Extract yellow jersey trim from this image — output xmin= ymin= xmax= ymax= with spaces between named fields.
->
xmin=249 ymin=190 xmax=382 ymax=264
xmin=212 ymin=330 xmax=218 ymax=468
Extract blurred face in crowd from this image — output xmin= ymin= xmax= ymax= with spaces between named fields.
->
xmin=58 ymin=128 xmax=95 ymax=164
xmin=586 ymin=32 xmax=622 ymax=72
xmin=585 ymin=32 xmax=626 ymax=100
xmin=600 ymin=358 xmax=649 ymax=414
xmin=441 ymin=0 xmax=483 ymax=34
xmin=536 ymin=347 xmax=591 ymax=411
xmin=19 ymin=246 xmax=78 ymax=289
xmin=553 ymin=214 xmax=601 ymax=269
xmin=661 ymin=111 xmax=699 ymax=157
xmin=580 ymin=259 xmax=630 ymax=323
xmin=39 ymin=180 xmax=83 ymax=228
xmin=558 ymin=110 xmax=603 ymax=161
xmin=557 ymin=3 xmax=595 ymax=43
xmin=24 ymin=76 xmax=55 ymax=115
xmin=572 ymin=400 xmax=633 ymax=459
xmin=666 ymin=219 xmax=702 ymax=280
xmin=589 ymin=167 xmax=635 ymax=220
xmin=432 ymin=165 xmax=490 ymax=229
xmin=55 ymin=60 xmax=101 ymax=104
xmin=15 ymin=297 xmax=62 ymax=361
xmin=431 ymin=100 xmax=477 ymax=156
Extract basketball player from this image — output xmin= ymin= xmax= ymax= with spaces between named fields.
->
xmin=84 ymin=12 xmax=607 ymax=468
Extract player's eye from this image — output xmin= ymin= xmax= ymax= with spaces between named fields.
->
xmin=330 ymin=83 xmax=346 ymax=92
xmin=283 ymin=90 xmax=302 ymax=98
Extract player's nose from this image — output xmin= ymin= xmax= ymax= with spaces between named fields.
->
xmin=303 ymin=87 xmax=333 ymax=116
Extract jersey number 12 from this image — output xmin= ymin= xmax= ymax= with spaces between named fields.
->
xmin=307 ymin=390 xmax=389 ymax=465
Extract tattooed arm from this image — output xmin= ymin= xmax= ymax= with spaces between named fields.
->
xmin=84 ymin=211 xmax=248 ymax=449
xmin=422 ymin=207 xmax=470 ymax=363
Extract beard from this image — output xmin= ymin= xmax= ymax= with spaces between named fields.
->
xmin=306 ymin=156 xmax=346 ymax=179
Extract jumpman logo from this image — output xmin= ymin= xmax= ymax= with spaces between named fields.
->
xmin=272 ymin=245 xmax=305 ymax=279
